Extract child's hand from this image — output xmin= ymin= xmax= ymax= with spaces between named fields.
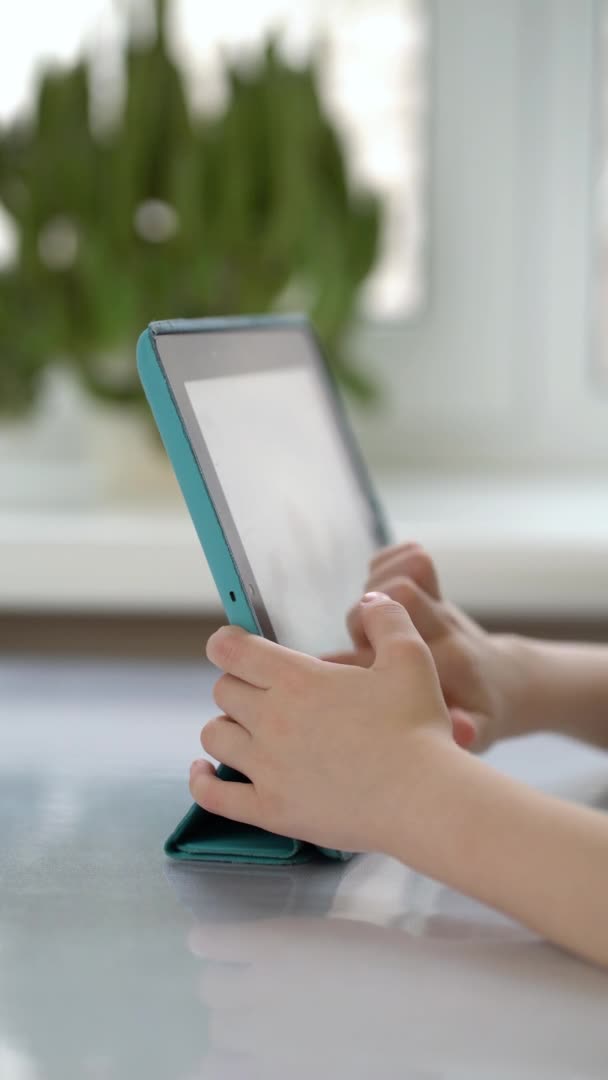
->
xmin=190 ymin=592 xmax=456 ymax=856
xmin=343 ymin=543 xmax=519 ymax=753
xmin=191 ymin=581 xmax=608 ymax=966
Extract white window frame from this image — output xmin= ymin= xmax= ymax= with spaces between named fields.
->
xmin=352 ymin=0 xmax=608 ymax=472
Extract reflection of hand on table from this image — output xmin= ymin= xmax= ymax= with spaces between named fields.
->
xmin=186 ymin=914 xmax=608 ymax=1080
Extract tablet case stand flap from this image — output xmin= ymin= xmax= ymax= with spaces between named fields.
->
xmin=164 ymin=766 xmax=352 ymax=866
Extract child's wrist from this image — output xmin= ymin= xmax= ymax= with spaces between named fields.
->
xmin=383 ymin=737 xmax=608 ymax=965
xmin=377 ymin=731 xmax=474 ymax=866
xmin=381 ymin=738 xmax=532 ymax=911
xmin=503 ymin=636 xmax=608 ymax=740
xmin=491 ymin=634 xmax=550 ymax=739
xmin=493 ymin=634 xmax=599 ymax=738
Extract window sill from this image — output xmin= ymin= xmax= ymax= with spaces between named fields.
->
xmin=2 ymin=472 xmax=608 ymax=619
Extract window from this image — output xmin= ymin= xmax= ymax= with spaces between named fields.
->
xmin=595 ymin=0 xmax=608 ymax=383
xmin=353 ymin=0 xmax=608 ymax=472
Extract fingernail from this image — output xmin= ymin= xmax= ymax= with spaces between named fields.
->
xmin=361 ymin=591 xmax=386 ymax=603
xmin=190 ymin=758 xmax=207 ymax=776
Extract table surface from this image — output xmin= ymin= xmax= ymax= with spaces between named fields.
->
xmin=2 ymin=655 xmax=608 ymax=1080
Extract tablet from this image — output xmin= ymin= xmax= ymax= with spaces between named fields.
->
xmin=137 ymin=315 xmax=389 ymax=658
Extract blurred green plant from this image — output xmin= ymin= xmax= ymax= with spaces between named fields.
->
xmin=0 ymin=0 xmax=382 ymax=418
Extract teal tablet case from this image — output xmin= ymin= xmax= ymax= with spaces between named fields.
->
xmin=137 ymin=318 xmax=352 ymax=866
xmin=164 ymin=768 xmax=350 ymax=866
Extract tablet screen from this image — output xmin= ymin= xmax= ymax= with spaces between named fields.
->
xmin=184 ymin=362 xmax=379 ymax=656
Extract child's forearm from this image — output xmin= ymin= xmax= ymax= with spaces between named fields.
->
xmin=501 ymin=637 xmax=608 ymax=748
xmin=386 ymin=741 xmax=608 ymax=966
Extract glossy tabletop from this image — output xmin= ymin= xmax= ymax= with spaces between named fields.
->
xmin=2 ymin=656 xmax=608 ymax=1079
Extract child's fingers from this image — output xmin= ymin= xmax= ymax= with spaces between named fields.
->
xmin=322 ymin=648 xmax=374 ymax=668
xmin=356 ymin=592 xmax=426 ymax=670
xmin=206 ymin=626 xmax=313 ymax=688
xmin=378 ymin=577 xmax=445 ymax=641
xmin=347 ymin=577 xmax=444 ymax=652
xmin=367 ymin=544 xmax=442 ymax=601
xmin=206 ymin=627 xmax=273 ymax=686
xmin=368 ymin=541 xmax=419 ymax=571
xmin=200 ymin=716 xmax=253 ymax=772
xmin=449 ymin=707 xmax=477 ymax=750
xmin=345 ymin=604 xmax=372 ymax=650
xmin=190 ymin=758 xmax=261 ymax=824
xmin=213 ymin=674 xmax=264 ymax=730
xmin=189 ymin=758 xmax=215 ymax=783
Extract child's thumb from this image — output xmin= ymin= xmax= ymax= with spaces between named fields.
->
xmin=358 ymin=591 xmax=424 ymax=670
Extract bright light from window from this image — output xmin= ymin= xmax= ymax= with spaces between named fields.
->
xmin=596 ymin=2 xmax=608 ymax=380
